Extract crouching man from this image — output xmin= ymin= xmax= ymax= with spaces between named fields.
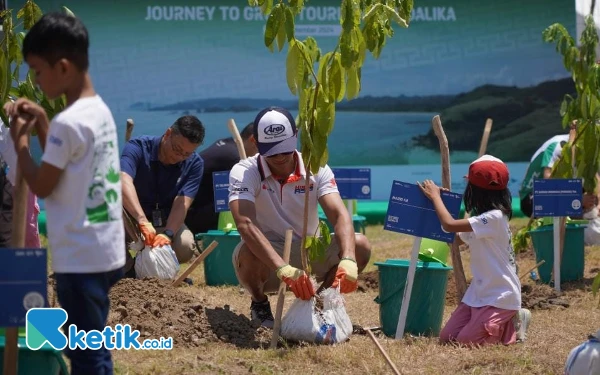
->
xmin=228 ymin=107 xmax=372 ymax=328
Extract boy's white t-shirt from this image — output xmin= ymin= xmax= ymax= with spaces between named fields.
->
xmin=458 ymin=209 xmax=521 ymax=311
xmin=42 ymin=95 xmax=125 ymax=273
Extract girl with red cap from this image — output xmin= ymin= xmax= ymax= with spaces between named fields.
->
xmin=418 ymin=155 xmax=531 ymax=347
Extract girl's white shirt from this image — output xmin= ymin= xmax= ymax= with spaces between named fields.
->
xmin=458 ymin=209 xmax=521 ymax=311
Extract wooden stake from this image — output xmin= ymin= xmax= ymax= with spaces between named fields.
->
xmin=172 ymin=241 xmax=218 ymax=287
xmin=125 ymin=119 xmax=134 ymax=142
xmin=366 ymin=328 xmax=401 ymax=375
xmin=227 ymin=119 xmax=247 ymax=160
xmin=431 ymin=115 xmax=468 ymax=301
xmin=478 ymin=118 xmax=493 ymax=158
xmin=519 ymin=260 xmax=545 ymax=281
xmin=4 ymin=153 xmax=29 ymax=375
xmin=270 ymin=229 xmax=293 ymax=349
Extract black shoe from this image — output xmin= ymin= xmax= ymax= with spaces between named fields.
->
xmin=250 ymin=299 xmax=274 ymax=328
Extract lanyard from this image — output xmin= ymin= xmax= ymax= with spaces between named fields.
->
xmin=151 ymin=161 xmax=161 ymax=209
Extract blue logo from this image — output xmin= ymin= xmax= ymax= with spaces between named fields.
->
xmin=26 ymin=308 xmax=68 ymax=350
xmin=263 ymin=124 xmax=285 ymax=136
xmin=26 ymin=308 xmax=173 ymax=351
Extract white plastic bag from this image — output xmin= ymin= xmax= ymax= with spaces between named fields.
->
xmin=564 ymin=329 xmax=600 ymax=375
xmin=134 ymin=244 xmax=180 ymax=280
xmin=280 ymin=284 xmax=353 ymax=345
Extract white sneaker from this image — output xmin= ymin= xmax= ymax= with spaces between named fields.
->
xmin=513 ymin=308 xmax=532 ymax=342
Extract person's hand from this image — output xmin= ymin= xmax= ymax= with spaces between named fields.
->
xmin=138 ymin=221 xmax=156 ymax=246
xmin=4 ymin=98 xmax=46 ymax=121
xmin=152 ymin=234 xmax=171 ymax=247
xmin=9 ymin=113 xmax=35 ymax=149
xmin=276 ymin=265 xmax=315 ymax=300
xmin=418 ymin=179 xmax=441 ymax=201
xmin=332 ymin=258 xmax=358 ymax=293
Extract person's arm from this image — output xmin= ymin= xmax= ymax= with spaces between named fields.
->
xmin=543 ymin=167 xmax=552 ymax=179
xmin=230 ymin=198 xmax=286 ymax=270
xmin=121 ymin=172 xmax=148 ymax=223
xmin=165 ymin=157 xmax=204 ymax=232
xmin=120 ymin=140 xmax=148 ymax=223
xmin=10 ymin=114 xmax=69 ymax=198
xmin=418 ymin=180 xmax=473 ymax=233
xmin=319 ymin=192 xmax=355 ymax=260
xmin=228 ymin=162 xmax=285 ymax=270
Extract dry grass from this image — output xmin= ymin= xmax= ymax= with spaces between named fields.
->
xmin=73 ymin=220 xmax=600 ymax=374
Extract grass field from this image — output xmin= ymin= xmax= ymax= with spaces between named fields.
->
xmin=46 ymin=218 xmax=600 ymax=375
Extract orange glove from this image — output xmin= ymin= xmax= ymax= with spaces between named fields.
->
xmin=152 ymin=234 xmax=171 ymax=247
xmin=276 ymin=265 xmax=315 ymax=300
xmin=138 ymin=222 xmax=156 ymax=246
xmin=332 ymin=258 xmax=358 ymax=293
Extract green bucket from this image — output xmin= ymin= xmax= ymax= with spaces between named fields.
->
xmin=196 ymin=230 xmax=241 ymax=286
xmin=374 ymin=259 xmax=452 ymax=338
xmin=217 ymin=211 xmax=237 ymax=232
xmin=0 ymin=334 xmax=68 ymax=375
xmin=318 ymin=213 xmax=367 ymax=234
xmin=418 ymin=238 xmax=449 ymax=266
xmin=529 ymin=223 xmax=586 ymax=284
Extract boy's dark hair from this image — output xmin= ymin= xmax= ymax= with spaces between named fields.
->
xmin=240 ymin=122 xmax=254 ymax=140
xmin=22 ymin=12 xmax=89 ymax=71
xmin=463 ymin=182 xmax=513 ymax=219
xmin=171 ymin=116 xmax=205 ymax=144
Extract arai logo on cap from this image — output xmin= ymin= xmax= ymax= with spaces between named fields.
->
xmin=264 ymin=124 xmax=286 ymax=136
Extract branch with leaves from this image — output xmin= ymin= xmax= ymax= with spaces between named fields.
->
xmin=0 ymin=0 xmax=74 ymax=127
xmin=541 ymin=14 xmax=600 ymax=304
xmin=250 ymin=0 xmax=413 ymax=272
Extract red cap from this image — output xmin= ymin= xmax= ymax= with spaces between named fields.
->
xmin=468 ymin=155 xmax=509 ymax=190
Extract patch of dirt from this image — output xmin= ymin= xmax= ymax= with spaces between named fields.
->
xmin=521 ymin=284 xmax=571 ymax=310
xmin=106 ymin=278 xmax=271 ymax=349
xmin=357 ymin=270 xmax=379 ymax=292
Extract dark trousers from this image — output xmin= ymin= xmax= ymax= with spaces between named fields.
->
xmin=55 ymin=269 xmax=123 ymax=375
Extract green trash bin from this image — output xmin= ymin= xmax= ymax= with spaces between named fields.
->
xmin=318 ymin=213 xmax=367 ymax=234
xmin=374 ymin=259 xmax=452 ymax=338
xmin=0 ymin=334 xmax=68 ymax=375
xmin=529 ymin=223 xmax=586 ymax=284
xmin=196 ymin=230 xmax=241 ymax=286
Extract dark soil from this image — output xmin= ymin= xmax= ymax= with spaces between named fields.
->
xmin=106 ymin=278 xmax=272 ymax=349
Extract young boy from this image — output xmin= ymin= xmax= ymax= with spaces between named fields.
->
xmin=4 ymin=12 xmax=125 ymax=374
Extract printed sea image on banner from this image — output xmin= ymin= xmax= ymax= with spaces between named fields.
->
xmin=19 ymin=0 xmax=576 ymax=200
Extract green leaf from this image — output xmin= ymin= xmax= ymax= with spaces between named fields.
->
xmin=346 ymin=66 xmax=360 ymax=100
xmin=261 ymin=0 xmax=273 ymax=15
xmin=285 ymin=41 xmax=303 ymax=95
xmin=318 ymin=220 xmax=331 ymax=246
xmin=276 ymin=18 xmax=286 ymax=52
xmin=264 ymin=4 xmax=283 ymax=49
xmin=304 ymin=236 xmax=313 ymax=248
xmin=316 ymin=91 xmax=335 ymax=137
xmin=363 ymin=4 xmax=382 ymax=22
xmin=340 ymin=0 xmax=360 ymax=31
xmin=330 ymin=53 xmax=346 ymax=102
xmin=397 ymin=0 xmax=414 ymax=23
xmin=0 ymin=51 xmax=10 ymax=107
xmin=284 ymin=7 xmax=295 ymax=41
xmin=17 ymin=0 xmax=43 ymax=30
xmin=383 ymin=5 xmax=408 ymax=27
xmin=592 ymin=271 xmax=600 ymax=297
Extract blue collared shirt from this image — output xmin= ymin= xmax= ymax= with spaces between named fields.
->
xmin=120 ymin=135 xmax=203 ymax=220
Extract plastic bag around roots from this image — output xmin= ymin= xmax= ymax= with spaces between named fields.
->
xmin=280 ymin=278 xmax=353 ymax=345
xmin=134 ymin=244 xmax=180 ymax=280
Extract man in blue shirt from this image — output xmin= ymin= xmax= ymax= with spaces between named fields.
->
xmin=121 ymin=115 xmax=205 ymax=276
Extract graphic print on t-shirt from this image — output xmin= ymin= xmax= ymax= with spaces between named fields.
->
xmin=86 ymin=121 xmax=121 ymax=224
